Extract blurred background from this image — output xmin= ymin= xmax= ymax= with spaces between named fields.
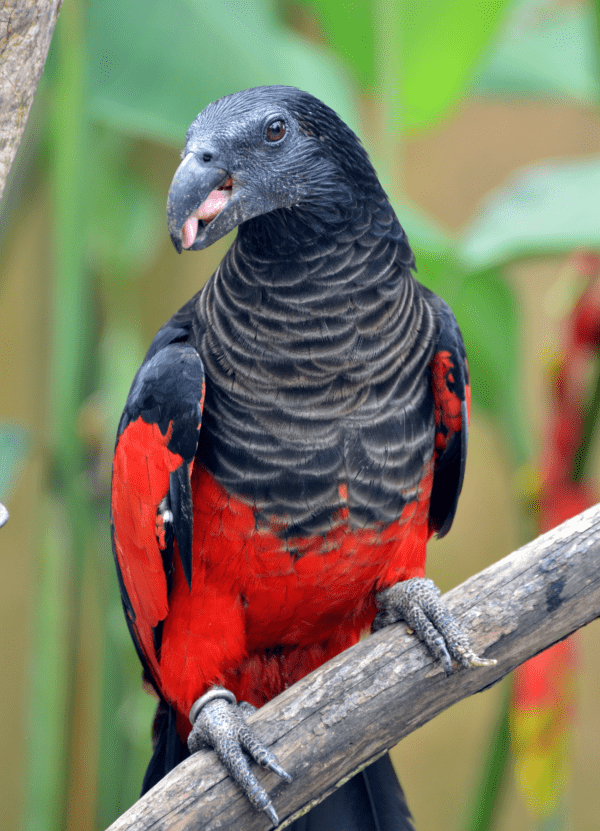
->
xmin=2 ymin=0 xmax=600 ymax=829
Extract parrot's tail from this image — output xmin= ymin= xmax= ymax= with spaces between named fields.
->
xmin=141 ymin=700 xmax=416 ymax=831
xmin=141 ymin=700 xmax=188 ymax=795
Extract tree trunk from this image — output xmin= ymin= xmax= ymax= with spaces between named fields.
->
xmin=0 ymin=0 xmax=62 ymax=201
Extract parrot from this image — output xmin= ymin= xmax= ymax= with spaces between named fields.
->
xmin=110 ymin=85 xmax=494 ymax=830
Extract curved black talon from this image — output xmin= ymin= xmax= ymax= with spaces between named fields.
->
xmin=373 ymin=577 xmax=496 ymax=675
xmin=188 ymin=687 xmax=291 ymax=826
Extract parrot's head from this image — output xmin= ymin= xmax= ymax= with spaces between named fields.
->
xmin=167 ymin=86 xmax=381 ymax=253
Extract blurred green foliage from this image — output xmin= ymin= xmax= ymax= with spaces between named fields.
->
xmin=3 ymin=1 xmax=600 ymax=830
xmin=460 ymin=157 xmax=600 ymax=268
xmin=298 ymin=0 xmax=511 ymax=129
xmin=0 ymin=424 xmax=29 ymax=501
xmin=87 ymin=0 xmax=360 ymax=142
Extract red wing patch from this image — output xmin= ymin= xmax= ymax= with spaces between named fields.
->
xmin=431 ymin=350 xmax=469 ymax=458
xmin=111 ymin=416 xmax=185 ymax=676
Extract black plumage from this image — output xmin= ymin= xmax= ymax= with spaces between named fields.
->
xmin=111 ymin=86 xmax=483 ymax=831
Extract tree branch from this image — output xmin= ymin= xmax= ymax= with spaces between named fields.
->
xmin=105 ymin=503 xmax=600 ymax=831
xmin=0 ymin=0 xmax=62 ymax=202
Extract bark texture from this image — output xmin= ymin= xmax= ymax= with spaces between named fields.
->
xmin=0 ymin=0 xmax=62 ymax=201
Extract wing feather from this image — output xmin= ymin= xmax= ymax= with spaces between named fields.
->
xmin=424 ymin=291 xmax=470 ymax=537
xmin=111 ymin=341 xmax=205 ymax=680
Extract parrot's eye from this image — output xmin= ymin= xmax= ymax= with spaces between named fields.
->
xmin=266 ymin=119 xmax=286 ymax=142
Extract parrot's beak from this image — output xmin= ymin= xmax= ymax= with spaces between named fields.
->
xmin=167 ymin=153 xmax=230 ymax=253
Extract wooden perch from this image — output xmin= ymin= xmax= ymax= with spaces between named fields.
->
xmin=106 ymin=503 xmax=600 ymax=831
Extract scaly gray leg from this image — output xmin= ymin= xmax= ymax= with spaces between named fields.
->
xmin=373 ymin=577 xmax=496 ymax=676
xmin=187 ymin=687 xmax=291 ymax=827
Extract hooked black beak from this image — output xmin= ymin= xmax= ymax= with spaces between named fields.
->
xmin=167 ymin=153 xmax=228 ymax=253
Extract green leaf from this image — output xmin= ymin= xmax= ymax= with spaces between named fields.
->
xmin=88 ymin=0 xmax=511 ymax=142
xmin=474 ymin=0 xmax=600 ymax=102
xmin=452 ymin=269 xmax=530 ymax=463
xmin=392 ymin=196 xmax=452 ymax=258
xmin=411 ymin=249 xmax=465 ymax=298
xmin=0 ymin=423 xmax=29 ymax=500
xmin=293 ymin=0 xmax=375 ymax=87
xmin=454 ymin=270 xmax=516 ymax=412
xmin=401 ymin=0 xmax=511 ymax=131
xmin=87 ymin=127 xmax=164 ymax=280
xmin=87 ymin=0 xmax=359 ymax=145
xmin=459 ymin=157 xmax=600 ymax=270
xmin=294 ymin=0 xmax=511 ymax=131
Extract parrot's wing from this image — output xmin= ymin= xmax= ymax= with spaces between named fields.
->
xmin=111 ymin=336 xmax=205 ymax=683
xmin=426 ymin=291 xmax=470 ymax=538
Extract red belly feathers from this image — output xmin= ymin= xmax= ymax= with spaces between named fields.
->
xmin=158 ymin=461 xmax=434 ymax=731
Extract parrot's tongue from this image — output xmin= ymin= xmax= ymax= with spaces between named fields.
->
xmin=182 ymin=178 xmax=233 ymax=248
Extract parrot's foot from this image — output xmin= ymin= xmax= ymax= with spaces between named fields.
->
xmin=188 ymin=687 xmax=291 ymax=827
xmin=373 ymin=577 xmax=496 ymax=676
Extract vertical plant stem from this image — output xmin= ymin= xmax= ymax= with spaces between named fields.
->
xmin=25 ymin=498 xmax=72 ymax=831
xmin=47 ymin=8 xmax=89 ymax=470
xmin=96 ymin=324 xmax=147 ymax=827
xmin=463 ymin=685 xmax=511 ymax=831
xmin=24 ymin=2 xmax=92 ymax=830
xmin=372 ymin=0 xmax=403 ymax=192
